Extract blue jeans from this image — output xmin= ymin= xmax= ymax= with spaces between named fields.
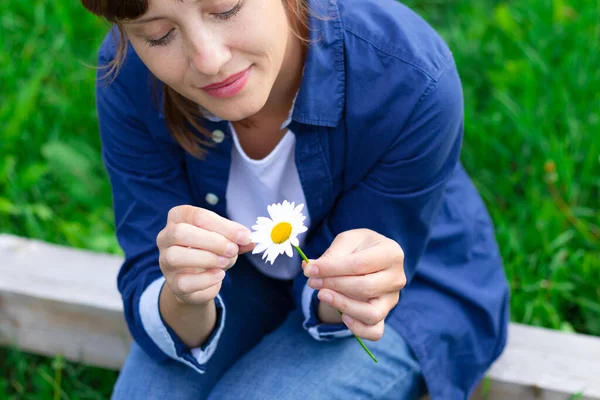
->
xmin=111 ymin=259 xmax=426 ymax=399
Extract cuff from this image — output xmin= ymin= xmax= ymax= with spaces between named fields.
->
xmin=301 ymin=282 xmax=353 ymax=341
xmin=139 ymin=276 xmax=226 ymax=373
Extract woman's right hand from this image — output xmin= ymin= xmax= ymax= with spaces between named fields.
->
xmin=157 ymin=205 xmax=254 ymax=305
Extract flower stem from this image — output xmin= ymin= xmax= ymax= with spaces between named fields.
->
xmin=293 ymin=245 xmax=378 ymax=363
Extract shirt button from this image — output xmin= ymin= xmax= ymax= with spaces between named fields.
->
xmin=211 ymin=129 xmax=225 ymax=144
xmin=205 ymin=193 xmax=219 ymax=206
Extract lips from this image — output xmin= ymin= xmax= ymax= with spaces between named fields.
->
xmin=201 ymin=67 xmax=250 ymax=90
xmin=199 ymin=66 xmax=251 ymax=99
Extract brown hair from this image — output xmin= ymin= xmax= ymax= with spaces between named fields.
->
xmin=81 ymin=0 xmax=311 ymax=158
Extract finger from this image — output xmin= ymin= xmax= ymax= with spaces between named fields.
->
xmin=161 ymin=246 xmax=236 ymax=270
xmin=317 ymin=230 xmax=369 ymax=260
xmin=177 ymin=281 xmax=223 ymax=305
xmin=306 ymin=242 xmax=403 ymax=278
xmin=342 ymin=315 xmax=386 ymax=342
xmin=300 ymin=231 xmax=364 ymax=272
xmin=308 ymin=269 xmax=404 ymax=301
xmin=238 ymin=242 xmax=256 ymax=255
xmin=317 ymin=289 xmax=389 ymax=326
xmin=168 ymin=205 xmax=252 ymax=246
xmin=162 ymin=223 xmax=240 ymax=257
xmin=320 ymin=229 xmax=389 ymax=258
xmin=171 ymin=269 xmax=226 ymax=297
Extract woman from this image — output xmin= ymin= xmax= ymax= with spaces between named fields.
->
xmin=81 ymin=0 xmax=510 ymax=398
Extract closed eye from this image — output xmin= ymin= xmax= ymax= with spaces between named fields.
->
xmin=146 ymin=28 xmax=176 ymax=47
xmin=214 ymin=0 xmax=244 ymax=20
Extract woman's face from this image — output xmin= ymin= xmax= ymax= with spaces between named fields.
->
xmin=123 ymin=0 xmax=296 ymax=121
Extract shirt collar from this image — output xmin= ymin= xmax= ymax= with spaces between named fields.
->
xmin=199 ymin=0 xmax=345 ymax=128
xmin=292 ymin=0 xmax=345 ymax=127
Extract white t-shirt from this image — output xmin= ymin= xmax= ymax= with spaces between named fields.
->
xmin=225 ymin=123 xmax=311 ymax=280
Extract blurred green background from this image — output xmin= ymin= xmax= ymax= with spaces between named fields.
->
xmin=1 ymin=0 xmax=599 ymax=398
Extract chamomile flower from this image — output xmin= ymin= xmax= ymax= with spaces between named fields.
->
xmin=249 ymin=200 xmax=378 ymax=363
xmin=250 ymin=200 xmax=308 ymax=264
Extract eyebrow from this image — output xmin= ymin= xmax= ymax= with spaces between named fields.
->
xmin=130 ymin=0 xmax=202 ymax=24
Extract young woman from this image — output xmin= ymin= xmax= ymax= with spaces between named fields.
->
xmin=80 ymin=0 xmax=510 ymax=398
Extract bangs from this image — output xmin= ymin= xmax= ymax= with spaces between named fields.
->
xmin=80 ymin=0 xmax=149 ymax=22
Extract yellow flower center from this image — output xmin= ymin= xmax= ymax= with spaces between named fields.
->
xmin=271 ymin=222 xmax=292 ymax=244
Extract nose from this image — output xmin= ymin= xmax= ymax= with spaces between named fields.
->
xmin=187 ymin=29 xmax=232 ymax=76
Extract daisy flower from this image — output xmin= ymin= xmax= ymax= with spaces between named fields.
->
xmin=250 ymin=200 xmax=378 ymax=363
xmin=250 ymin=200 xmax=308 ymax=265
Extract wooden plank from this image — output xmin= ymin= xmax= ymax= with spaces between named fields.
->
xmin=0 ymin=291 xmax=131 ymax=370
xmin=0 ymin=234 xmax=131 ymax=369
xmin=474 ymin=323 xmax=600 ymax=399
xmin=0 ymin=234 xmax=123 ymax=311
xmin=2 ymin=233 xmax=600 ymax=400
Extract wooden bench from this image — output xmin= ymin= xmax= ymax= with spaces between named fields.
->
xmin=1 ymin=233 xmax=599 ymax=399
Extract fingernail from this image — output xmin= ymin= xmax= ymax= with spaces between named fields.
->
xmin=319 ymin=291 xmax=332 ymax=304
xmin=342 ymin=314 xmax=353 ymax=324
xmin=225 ymin=242 xmax=238 ymax=257
xmin=218 ymin=256 xmax=230 ymax=267
xmin=308 ymin=278 xmax=323 ymax=289
xmin=305 ymin=265 xmax=319 ymax=277
xmin=236 ymin=230 xmax=252 ymax=246
xmin=215 ymin=269 xmax=226 ymax=280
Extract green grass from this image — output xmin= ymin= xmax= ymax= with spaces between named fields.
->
xmin=1 ymin=0 xmax=599 ymax=398
xmin=0 ymin=350 xmax=117 ymax=400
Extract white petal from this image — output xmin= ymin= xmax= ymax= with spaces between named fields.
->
xmin=284 ymin=244 xmax=293 ymax=257
xmin=295 ymin=225 xmax=308 ymax=234
xmin=273 ymin=245 xmax=283 ymax=256
xmin=266 ymin=249 xmax=278 ymax=264
xmin=290 ymin=236 xmax=299 ymax=247
xmin=255 ymin=223 xmax=272 ymax=232
xmin=261 ymin=249 xmax=270 ymax=260
xmin=267 ymin=204 xmax=276 ymax=220
xmin=268 ymin=204 xmax=281 ymax=222
xmin=249 ymin=231 xmax=261 ymax=241
xmin=281 ymin=201 xmax=293 ymax=216
xmin=250 ymin=231 xmax=270 ymax=243
xmin=256 ymin=217 xmax=273 ymax=226
xmin=295 ymin=203 xmax=305 ymax=214
xmin=252 ymin=242 xmax=270 ymax=254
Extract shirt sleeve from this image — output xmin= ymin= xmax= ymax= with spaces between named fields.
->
xmin=96 ymin=42 xmax=225 ymax=373
xmin=299 ymin=281 xmax=353 ymax=341
xmin=294 ymin=60 xmax=464 ymax=338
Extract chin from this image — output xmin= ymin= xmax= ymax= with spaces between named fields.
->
xmin=209 ymin=103 xmax=258 ymax=122
xmin=210 ymin=94 xmax=269 ymax=122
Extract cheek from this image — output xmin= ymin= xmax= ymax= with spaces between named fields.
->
xmin=234 ymin=0 xmax=288 ymax=60
xmin=130 ymin=41 xmax=186 ymax=87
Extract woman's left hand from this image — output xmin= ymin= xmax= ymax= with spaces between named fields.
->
xmin=303 ymin=228 xmax=406 ymax=341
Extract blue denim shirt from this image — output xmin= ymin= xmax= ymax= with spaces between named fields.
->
xmin=96 ymin=0 xmax=510 ymax=398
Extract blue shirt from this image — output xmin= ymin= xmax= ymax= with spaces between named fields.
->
xmin=96 ymin=0 xmax=510 ymax=398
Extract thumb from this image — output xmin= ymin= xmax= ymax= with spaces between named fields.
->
xmin=317 ymin=230 xmax=364 ymax=261
xmin=238 ymin=242 xmax=256 ymax=255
